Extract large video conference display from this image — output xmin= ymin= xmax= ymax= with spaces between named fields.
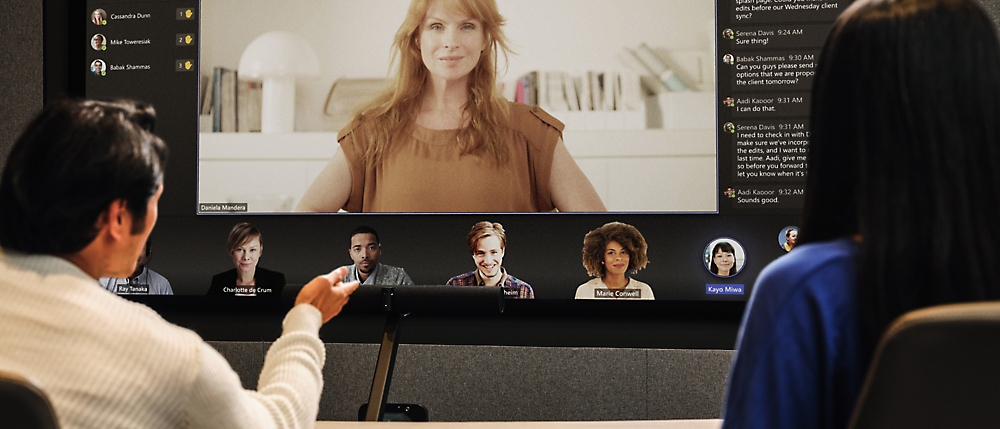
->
xmin=80 ymin=0 xmax=848 ymax=300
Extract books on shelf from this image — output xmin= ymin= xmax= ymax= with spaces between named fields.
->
xmin=211 ymin=67 xmax=237 ymax=132
xmin=237 ymin=80 xmax=262 ymax=133
xmin=510 ymin=69 xmax=646 ymax=130
xmin=620 ymin=44 xmax=690 ymax=94
xmin=203 ymin=67 xmax=263 ymax=133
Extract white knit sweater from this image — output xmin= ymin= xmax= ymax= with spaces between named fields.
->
xmin=0 ymin=250 xmax=326 ymax=429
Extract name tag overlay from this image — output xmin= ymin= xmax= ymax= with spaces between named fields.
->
xmin=224 ymin=287 xmax=272 ymax=296
xmin=594 ymin=288 xmax=642 ymax=299
xmin=117 ymin=284 xmax=149 ymax=294
xmin=503 ymin=288 xmax=520 ymax=298
xmin=200 ymin=203 xmax=248 ymax=212
xmin=706 ymin=284 xmax=745 ymax=295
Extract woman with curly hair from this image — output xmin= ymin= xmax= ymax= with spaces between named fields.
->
xmin=575 ymin=222 xmax=653 ymax=300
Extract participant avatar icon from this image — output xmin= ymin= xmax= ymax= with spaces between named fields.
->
xmin=723 ymin=53 xmax=735 ymax=65
xmin=90 ymin=59 xmax=106 ymax=76
xmin=723 ymin=122 xmax=736 ymax=134
xmin=780 ymin=226 xmax=799 ymax=252
xmin=704 ymin=238 xmax=746 ymax=278
xmin=724 ymin=187 xmax=736 ymax=199
xmin=91 ymin=9 xmax=107 ymax=26
xmin=723 ymin=28 xmax=735 ymax=40
xmin=91 ymin=34 xmax=106 ymax=51
xmin=723 ymin=96 xmax=735 ymax=107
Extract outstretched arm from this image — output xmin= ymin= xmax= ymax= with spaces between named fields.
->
xmin=296 ymin=147 xmax=352 ymax=212
xmin=187 ymin=267 xmax=359 ymax=429
xmin=550 ymin=138 xmax=606 ymax=212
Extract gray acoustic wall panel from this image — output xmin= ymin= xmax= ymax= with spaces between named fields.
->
xmin=206 ymin=341 xmax=267 ymax=390
xmin=0 ymin=0 xmax=43 ymax=165
xmin=388 ymin=345 xmax=648 ymax=422
xmin=211 ymin=342 xmax=734 ymax=422
xmin=645 ymin=349 xmax=733 ymax=419
xmin=318 ymin=343 xmax=380 ymax=421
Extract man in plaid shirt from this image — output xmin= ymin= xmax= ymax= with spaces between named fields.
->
xmin=446 ymin=221 xmax=533 ymax=299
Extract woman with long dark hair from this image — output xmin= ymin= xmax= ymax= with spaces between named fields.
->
xmin=721 ymin=0 xmax=1000 ymax=428
xmin=709 ymin=241 xmax=737 ymax=277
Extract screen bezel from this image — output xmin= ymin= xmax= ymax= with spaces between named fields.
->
xmin=41 ymin=0 xmax=826 ymax=339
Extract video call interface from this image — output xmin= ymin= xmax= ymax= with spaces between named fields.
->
xmin=82 ymin=0 xmax=850 ymax=300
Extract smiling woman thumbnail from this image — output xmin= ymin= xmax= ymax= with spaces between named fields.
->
xmin=575 ymin=222 xmax=653 ymax=300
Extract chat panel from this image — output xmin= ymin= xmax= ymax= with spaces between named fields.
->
xmin=731 ymin=0 xmax=851 ymax=23
xmin=717 ymin=0 xmax=850 ymax=214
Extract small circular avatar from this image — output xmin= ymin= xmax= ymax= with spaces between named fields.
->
xmin=780 ymin=226 xmax=799 ymax=252
xmin=704 ymin=238 xmax=746 ymax=278
xmin=91 ymin=9 xmax=107 ymax=26
xmin=90 ymin=59 xmax=106 ymax=76
xmin=91 ymin=34 xmax=106 ymax=51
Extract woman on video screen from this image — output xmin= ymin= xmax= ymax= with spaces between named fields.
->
xmin=208 ymin=222 xmax=285 ymax=296
xmin=721 ymin=1 xmax=1000 ymax=428
xmin=575 ymin=222 xmax=653 ymax=300
xmin=709 ymin=241 xmax=737 ymax=277
xmin=296 ymin=0 xmax=604 ymax=213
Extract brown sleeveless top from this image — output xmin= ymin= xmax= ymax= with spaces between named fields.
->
xmin=337 ymin=102 xmax=563 ymax=212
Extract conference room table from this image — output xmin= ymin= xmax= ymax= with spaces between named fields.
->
xmin=316 ymin=420 xmax=723 ymax=429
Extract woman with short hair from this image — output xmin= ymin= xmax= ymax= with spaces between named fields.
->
xmin=208 ymin=222 xmax=285 ymax=296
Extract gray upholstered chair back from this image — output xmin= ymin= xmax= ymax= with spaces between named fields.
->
xmin=0 ymin=370 xmax=59 ymax=429
xmin=848 ymin=301 xmax=1000 ymax=429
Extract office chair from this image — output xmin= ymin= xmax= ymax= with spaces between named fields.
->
xmin=0 ymin=370 xmax=60 ymax=429
xmin=848 ymin=301 xmax=1000 ymax=429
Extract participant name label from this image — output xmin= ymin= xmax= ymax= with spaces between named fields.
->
xmin=117 ymin=284 xmax=149 ymax=294
xmin=594 ymin=288 xmax=642 ymax=299
xmin=111 ymin=13 xmax=152 ymax=20
xmin=224 ymin=287 xmax=273 ymax=294
xmin=706 ymin=284 xmax=745 ymax=295
xmin=200 ymin=203 xmax=248 ymax=212
xmin=108 ymin=64 xmax=151 ymax=71
xmin=109 ymin=39 xmax=152 ymax=45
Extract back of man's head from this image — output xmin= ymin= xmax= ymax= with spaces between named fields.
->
xmin=0 ymin=99 xmax=168 ymax=254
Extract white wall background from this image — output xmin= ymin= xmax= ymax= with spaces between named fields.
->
xmin=200 ymin=0 xmax=715 ymax=131
xmin=198 ymin=0 xmax=718 ymax=212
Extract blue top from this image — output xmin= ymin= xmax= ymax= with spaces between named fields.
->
xmin=721 ymin=238 xmax=868 ymax=429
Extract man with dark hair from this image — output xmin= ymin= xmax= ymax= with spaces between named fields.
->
xmin=0 ymin=99 xmax=358 ymax=428
xmin=99 ymin=238 xmax=174 ymax=294
xmin=344 ymin=225 xmax=414 ymax=285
